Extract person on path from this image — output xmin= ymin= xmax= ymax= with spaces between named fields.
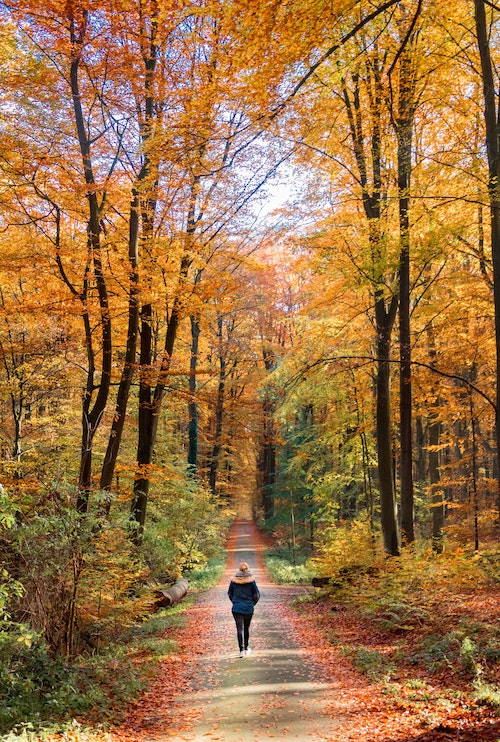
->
xmin=228 ymin=561 xmax=260 ymax=658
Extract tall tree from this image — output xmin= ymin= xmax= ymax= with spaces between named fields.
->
xmin=390 ymin=6 xmax=421 ymax=544
xmin=340 ymin=49 xmax=400 ymax=554
xmin=67 ymin=6 xmax=112 ymax=509
xmin=473 ymin=0 xmax=500 ymax=529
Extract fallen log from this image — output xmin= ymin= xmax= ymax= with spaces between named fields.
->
xmin=312 ymin=576 xmax=332 ymax=587
xmin=154 ymin=578 xmax=189 ymax=609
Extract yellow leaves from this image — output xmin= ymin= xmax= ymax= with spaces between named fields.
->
xmin=16 ymin=630 xmax=35 ymax=647
xmin=78 ymin=522 xmax=151 ymax=628
xmin=0 ymin=17 xmax=16 ymax=70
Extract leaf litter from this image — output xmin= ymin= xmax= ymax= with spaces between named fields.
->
xmin=107 ymin=524 xmax=499 ymax=742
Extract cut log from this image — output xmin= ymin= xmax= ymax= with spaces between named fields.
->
xmin=154 ymin=578 xmax=189 ymax=608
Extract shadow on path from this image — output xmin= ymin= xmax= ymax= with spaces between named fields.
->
xmin=116 ymin=522 xmax=499 ymax=742
xmin=151 ymin=520 xmax=339 ymax=741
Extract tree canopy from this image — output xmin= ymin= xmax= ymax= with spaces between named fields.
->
xmin=0 ymin=0 xmax=499 ymax=662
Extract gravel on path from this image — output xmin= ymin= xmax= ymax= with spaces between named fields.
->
xmin=114 ymin=520 xmax=342 ymax=742
xmin=111 ymin=521 xmax=500 ymax=742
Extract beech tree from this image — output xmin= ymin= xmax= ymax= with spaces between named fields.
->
xmin=266 ymin=0 xmax=491 ymax=552
xmin=473 ymin=0 xmax=500 ymax=528
xmin=318 ymin=37 xmax=400 ymax=554
xmin=2 ymin=0 xmax=499 ymax=557
xmin=391 ymin=8 xmax=421 ymax=544
xmin=0 ymin=3 xmax=119 ymax=506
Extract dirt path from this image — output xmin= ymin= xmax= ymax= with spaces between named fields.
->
xmin=114 ymin=521 xmax=340 ymax=741
xmin=111 ymin=522 xmax=500 ymax=742
xmin=179 ymin=520 xmax=339 ymax=741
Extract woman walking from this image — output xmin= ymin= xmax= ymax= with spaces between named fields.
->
xmin=228 ymin=561 xmax=260 ymax=657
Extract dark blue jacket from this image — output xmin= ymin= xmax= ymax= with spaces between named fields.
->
xmin=228 ymin=572 xmax=260 ymax=614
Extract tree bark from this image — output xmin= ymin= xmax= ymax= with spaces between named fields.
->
xmin=68 ymin=11 xmax=111 ymax=511
xmin=474 ymin=0 xmax=500 ymax=533
xmin=259 ymin=339 xmax=277 ymax=519
xmin=261 ymin=396 xmax=277 ymax=520
xmin=99 ymin=190 xmax=140 ymax=495
xmin=209 ymin=313 xmax=226 ymax=494
xmin=130 ymin=257 xmax=189 ymax=535
xmin=188 ymin=314 xmax=200 ymax=475
xmin=342 ymin=63 xmax=400 ymax=554
xmin=428 ymin=412 xmax=443 ymax=552
xmin=376 ymin=295 xmax=400 ymax=555
xmin=395 ymin=43 xmax=416 ymax=545
xmin=188 ymin=269 xmax=204 ymax=476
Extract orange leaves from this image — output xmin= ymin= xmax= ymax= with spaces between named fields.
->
xmin=109 ymin=601 xmax=216 ymax=740
xmin=91 ymin=522 xmax=500 ymax=742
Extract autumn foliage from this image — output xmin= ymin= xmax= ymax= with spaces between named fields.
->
xmin=0 ymin=0 xmax=499 ymax=738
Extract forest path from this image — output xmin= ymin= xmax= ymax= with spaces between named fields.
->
xmin=115 ymin=520 xmax=342 ymax=741
xmin=175 ymin=519 xmax=339 ymax=741
xmin=110 ymin=523 xmax=500 ymax=742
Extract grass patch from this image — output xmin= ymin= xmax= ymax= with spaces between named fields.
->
xmin=264 ymin=554 xmax=315 ymax=585
xmin=187 ymin=556 xmax=226 ymax=590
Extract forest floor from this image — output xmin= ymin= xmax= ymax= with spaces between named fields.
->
xmin=107 ymin=521 xmax=500 ymax=742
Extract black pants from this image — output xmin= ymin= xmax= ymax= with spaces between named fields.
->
xmin=232 ymin=612 xmax=253 ymax=651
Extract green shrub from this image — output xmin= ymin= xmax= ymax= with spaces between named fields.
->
xmin=343 ymin=645 xmax=395 ymax=681
xmin=0 ymin=606 xmax=191 ymax=737
xmin=0 ymin=520 xmax=225 ymax=737
xmin=473 ymin=679 xmax=500 ymax=707
xmin=365 ymin=596 xmax=431 ymax=632
xmin=0 ymin=626 xmax=93 ymax=734
xmin=308 ymin=518 xmax=380 ymax=583
xmin=143 ymin=482 xmax=232 ymax=575
xmin=265 ymin=556 xmax=314 ymax=585
xmin=407 ymin=622 xmax=500 ymax=685
xmin=0 ymin=489 xmax=24 ymax=622
xmin=408 ymin=632 xmax=460 ymax=672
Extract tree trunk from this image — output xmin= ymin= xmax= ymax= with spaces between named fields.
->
xmin=396 ymin=55 xmax=415 ymax=544
xmin=261 ymin=396 xmax=277 ymax=520
xmin=415 ymin=416 xmax=426 ymax=482
xmin=130 ymin=301 xmax=154 ymax=533
xmin=428 ymin=329 xmax=444 ymax=551
xmin=259 ymin=340 xmax=277 ymax=520
xmin=188 ymin=314 xmax=200 ymax=475
xmin=209 ymin=313 xmax=225 ymax=494
xmin=429 ymin=410 xmax=443 ymax=552
xmin=100 ymin=190 xmax=140 ymax=495
xmin=188 ymin=270 xmax=204 ymax=475
xmin=341 ymin=64 xmax=400 ymax=554
xmin=376 ymin=298 xmax=400 ymax=555
xmin=68 ymin=14 xmax=111 ymax=511
xmin=474 ymin=0 xmax=500 ymax=533
xmin=469 ymin=389 xmax=480 ymax=551
xmin=10 ymin=392 xmax=22 ymax=462
xmin=130 ymin=258 xmax=189 ymax=535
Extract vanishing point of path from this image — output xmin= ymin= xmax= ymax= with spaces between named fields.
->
xmin=115 ymin=520 xmax=343 ymax=741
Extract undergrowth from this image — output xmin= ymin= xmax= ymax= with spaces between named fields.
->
xmin=264 ymin=554 xmax=315 ymax=584
xmin=271 ymin=515 xmax=500 ymax=713
xmin=0 ymin=557 xmax=225 ymax=741
xmin=308 ymin=529 xmax=500 ymax=713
